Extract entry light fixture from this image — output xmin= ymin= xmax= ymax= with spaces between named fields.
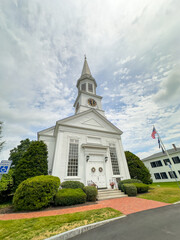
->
xmin=86 ymin=155 xmax=90 ymax=162
xmin=105 ymin=157 xmax=108 ymax=162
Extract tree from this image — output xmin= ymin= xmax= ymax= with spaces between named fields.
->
xmin=125 ymin=151 xmax=152 ymax=184
xmin=14 ymin=140 xmax=48 ymax=188
xmin=0 ymin=121 xmax=5 ymax=152
xmin=0 ymin=169 xmax=14 ymax=203
xmin=9 ymin=139 xmax=31 ymax=168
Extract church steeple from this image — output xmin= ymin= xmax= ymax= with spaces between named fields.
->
xmin=81 ymin=56 xmax=92 ymax=76
xmin=76 ymin=57 xmax=97 ymax=93
xmin=74 ymin=57 xmax=105 ymax=116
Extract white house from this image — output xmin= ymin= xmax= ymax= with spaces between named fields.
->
xmin=142 ymin=146 xmax=180 ymax=182
xmin=38 ymin=57 xmax=130 ymax=189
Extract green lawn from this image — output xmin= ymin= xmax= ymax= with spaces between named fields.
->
xmin=138 ymin=181 xmax=180 ymax=203
xmin=0 ymin=202 xmax=12 ymax=209
xmin=0 ymin=207 xmax=123 ymax=240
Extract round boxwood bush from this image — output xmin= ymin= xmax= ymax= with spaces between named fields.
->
xmin=118 ymin=179 xmax=142 ymax=191
xmin=132 ymin=183 xmax=149 ymax=193
xmin=83 ymin=186 xmax=97 ymax=202
xmin=123 ymin=184 xmax=137 ymax=196
xmin=54 ymin=188 xmax=86 ymax=206
xmin=13 ymin=175 xmax=60 ymax=211
xmin=61 ymin=181 xmax=84 ymax=190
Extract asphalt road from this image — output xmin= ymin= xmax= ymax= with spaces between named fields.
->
xmin=70 ymin=204 xmax=180 ymax=240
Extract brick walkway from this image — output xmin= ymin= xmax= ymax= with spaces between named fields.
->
xmin=0 ymin=197 xmax=169 ymax=220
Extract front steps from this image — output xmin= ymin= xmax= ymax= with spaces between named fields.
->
xmin=97 ymin=189 xmax=127 ymax=200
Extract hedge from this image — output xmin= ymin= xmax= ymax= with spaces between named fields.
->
xmin=123 ymin=184 xmax=137 ymax=196
xmin=13 ymin=175 xmax=60 ymax=211
xmin=61 ymin=181 xmax=84 ymax=190
xmin=54 ymin=188 xmax=86 ymax=206
xmin=118 ymin=179 xmax=142 ymax=191
xmin=133 ymin=183 xmax=149 ymax=193
xmin=83 ymin=186 xmax=97 ymax=202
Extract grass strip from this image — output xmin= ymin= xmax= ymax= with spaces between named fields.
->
xmin=0 ymin=207 xmax=122 ymax=240
xmin=0 ymin=203 xmax=12 ymax=209
xmin=138 ymin=182 xmax=180 ymax=203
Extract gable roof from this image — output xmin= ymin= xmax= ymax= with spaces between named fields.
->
xmin=37 ymin=126 xmax=55 ymax=137
xmin=56 ymin=109 xmax=123 ymax=135
xmin=142 ymin=148 xmax=180 ymax=161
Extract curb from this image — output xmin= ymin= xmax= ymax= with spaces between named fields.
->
xmin=45 ymin=215 xmax=126 ymax=240
xmin=173 ymin=201 xmax=180 ymax=204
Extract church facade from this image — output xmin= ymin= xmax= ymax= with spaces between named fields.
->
xmin=38 ymin=58 xmax=130 ymax=189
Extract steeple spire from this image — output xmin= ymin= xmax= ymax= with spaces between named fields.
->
xmin=81 ymin=55 xmax=91 ymax=76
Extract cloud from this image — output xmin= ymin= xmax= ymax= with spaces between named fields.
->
xmin=154 ymin=67 xmax=180 ymax=104
xmin=0 ymin=0 xmax=180 ymax=160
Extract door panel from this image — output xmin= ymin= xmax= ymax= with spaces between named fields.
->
xmin=87 ymin=155 xmax=106 ymax=188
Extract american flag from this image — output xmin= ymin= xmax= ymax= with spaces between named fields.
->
xmin=151 ymin=126 xmax=157 ymax=139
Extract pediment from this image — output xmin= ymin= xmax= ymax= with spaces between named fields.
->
xmin=57 ymin=109 xmax=122 ymax=134
xmin=82 ymin=118 xmax=103 ymax=128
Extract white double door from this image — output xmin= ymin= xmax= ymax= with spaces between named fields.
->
xmin=87 ymin=155 xmax=107 ymax=188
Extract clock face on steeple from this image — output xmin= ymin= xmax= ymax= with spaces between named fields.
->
xmin=88 ymin=98 xmax=97 ymax=107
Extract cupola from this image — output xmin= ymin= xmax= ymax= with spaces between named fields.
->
xmin=76 ymin=56 xmax=97 ymax=95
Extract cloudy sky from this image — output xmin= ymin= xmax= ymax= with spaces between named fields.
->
xmin=0 ymin=0 xmax=180 ymax=160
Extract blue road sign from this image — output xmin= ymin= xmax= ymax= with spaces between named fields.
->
xmin=0 ymin=166 xmax=8 ymax=173
xmin=0 ymin=160 xmax=12 ymax=175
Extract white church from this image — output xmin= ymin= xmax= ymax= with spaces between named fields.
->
xmin=38 ymin=58 xmax=130 ymax=189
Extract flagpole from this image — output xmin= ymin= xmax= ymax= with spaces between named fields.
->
xmin=154 ymin=125 xmax=180 ymax=188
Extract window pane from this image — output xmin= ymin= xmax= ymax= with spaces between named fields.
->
xmin=67 ymin=143 xmax=78 ymax=176
xmin=154 ymin=173 xmax=161 ymax=179
xmin=110 ymin=147 xmax=120 ymax=175
xmin=88 ymin=83 xmax=93 ymax=92
xmin=81 ymin=83 xmax=86 ymax=91
xmin=168 ymin=171 xmax=177 ymax=178
xmin=156 ymin=160 xmax=163 ymax=167
xmin=160 ymin=172 xmax=168 ymax=179
xmin=172 ymin=157 xmax=180 ymax=164
xmin=163 ymin=159 xmax=171 ymax=165
xmin=150 ymin=160 xmax=162 ymax=168
xmin=150 ymin=162 xmax=156 ymax=168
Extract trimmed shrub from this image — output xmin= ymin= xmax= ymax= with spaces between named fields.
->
xmin=83 ymin=186 xmax=97 ymax=202
xmin=13 ymin=175 xmax=60 ymax=211
xmin=61 ymin=181 xmax=84 ymax=190
xmin=118 ymin=179 xmax=142 ymax=191
xmin=54 ymin=188 xmax=86 ymax=206
xmin=125 ymin=151 xmax=153 ymax=184
xmin=14 ymin=141 xmax=48 ymax=189
xmin=133 ymin=183 xmax=149 ymax=193
xmin=123 ymin=184 xmax=137 ymax=196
